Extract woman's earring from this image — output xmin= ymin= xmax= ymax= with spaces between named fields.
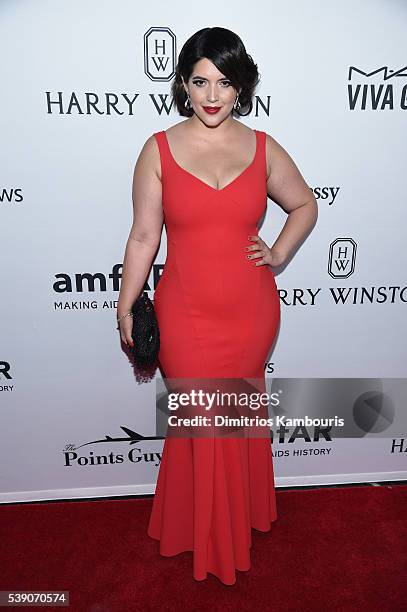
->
xmin=184 ymin=92 xmax=192 ymax=110
xmin=233 ymin=94 xmax=241 ymax=110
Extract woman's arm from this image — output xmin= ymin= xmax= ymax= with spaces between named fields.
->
xmin=117 ymin=135 xmax=163 ymax=345
xmin=265 ymin=133 xmax=318 ymax=264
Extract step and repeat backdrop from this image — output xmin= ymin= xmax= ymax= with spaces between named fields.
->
xmin=1 ymin=0 xmax=406 ymax=502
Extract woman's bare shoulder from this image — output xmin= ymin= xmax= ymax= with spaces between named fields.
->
xmin=131 ymin=133 xmax=163 ymax=183
xmin=264 ymin=131 xmax=283 ymax=149
xmin=264 ymin=131 xmax=294 ymax=178
xmin=137 ymin=133 xmax=160 ymax=157
xmin=140 ymin=122 xmax=190 ymax=178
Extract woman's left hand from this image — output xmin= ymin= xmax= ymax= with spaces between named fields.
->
xmin=246 ymin=235 xmax=286 ymax=267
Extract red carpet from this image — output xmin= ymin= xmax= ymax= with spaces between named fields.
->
xmin=0 ymin=484 xmax=406 ymax=611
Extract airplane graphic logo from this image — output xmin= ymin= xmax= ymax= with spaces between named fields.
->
xmin=75 ymin=426 xmax=164 ymax=450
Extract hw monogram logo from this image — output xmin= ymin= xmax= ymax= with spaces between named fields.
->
xmin=328 ymin=238 xmax=357 ymax=278
xmin=144 ymin=27 xmax=176 ymax=81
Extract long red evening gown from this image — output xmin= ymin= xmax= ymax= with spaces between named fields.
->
xmin=147 ymin=128 xmax=281 ymax=585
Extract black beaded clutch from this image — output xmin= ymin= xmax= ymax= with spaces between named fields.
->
xmin=130 ymin=292 xmax=160 ymax=368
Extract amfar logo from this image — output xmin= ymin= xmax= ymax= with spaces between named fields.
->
xmin=0 ymin=361 xmax=12 ymax=380
xmin=144 ymin=27 xmax=176 ymax=81
xmin=0 ymin=361 xmax=14 ymax=392
xmin=348 ymin=65 xmax=407 ymax=110
xmin=52 ymin=264 xmax=163 ymax=312
xmin=53 ymin=264 xmax=163 ymax=293
xmin=328 ymin=238 xmax=357 ymax=279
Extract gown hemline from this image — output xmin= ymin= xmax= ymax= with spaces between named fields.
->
xmin=147 ymin=516 xmax=278 ymax=586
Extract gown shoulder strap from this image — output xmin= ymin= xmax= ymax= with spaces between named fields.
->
xmin=153 ymin=131 xmax=172 ymax=179
xmin=255 ymin=129 xmax=267 ymax=182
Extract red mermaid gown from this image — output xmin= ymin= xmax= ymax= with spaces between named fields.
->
xmin=147 ymin=128 xmax=281 ymax=585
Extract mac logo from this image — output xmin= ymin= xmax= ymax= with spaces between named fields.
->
xmin=144 ymin=27 xmax=176 ymax=81
xmin=348 ymin=65 xmax=407 ymax=81
xmin=347 ymin=65 xmax=407 ymax=110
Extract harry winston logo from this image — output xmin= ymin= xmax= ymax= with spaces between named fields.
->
xmin=144 ymin=27 xmax=176 ymax=81
xmin=328 ymin=238 xmax=357 ymax=278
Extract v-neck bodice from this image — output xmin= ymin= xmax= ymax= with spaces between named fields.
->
xmin=161 ymin=129 xmax=260 ymax=193
xmin=153 ymin=127 xmax=267 ymax=230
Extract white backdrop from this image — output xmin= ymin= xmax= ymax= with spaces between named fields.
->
xmin=1 ymin=0 xmax=406 ymax=503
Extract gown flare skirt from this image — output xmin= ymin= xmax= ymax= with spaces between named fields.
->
xmin=147 ymin=129 xmax=281 ymax=585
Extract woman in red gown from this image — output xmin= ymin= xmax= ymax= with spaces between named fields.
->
xmin=117 ymin=27 xmax=317 ymax=585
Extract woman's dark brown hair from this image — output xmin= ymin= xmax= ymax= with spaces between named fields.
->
xmin=171 ymin=27 xmax=260 ymax=117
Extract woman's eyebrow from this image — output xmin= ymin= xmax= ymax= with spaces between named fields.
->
xmin=191 ymin=75 xmax=228 ymax=80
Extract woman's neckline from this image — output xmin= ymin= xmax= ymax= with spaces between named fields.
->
xmin=162 ymin=128 xmax=259 ymax=192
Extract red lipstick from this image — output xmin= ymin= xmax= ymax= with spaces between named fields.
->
xmin=203 ymin=106 xmax=221 ymax=114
